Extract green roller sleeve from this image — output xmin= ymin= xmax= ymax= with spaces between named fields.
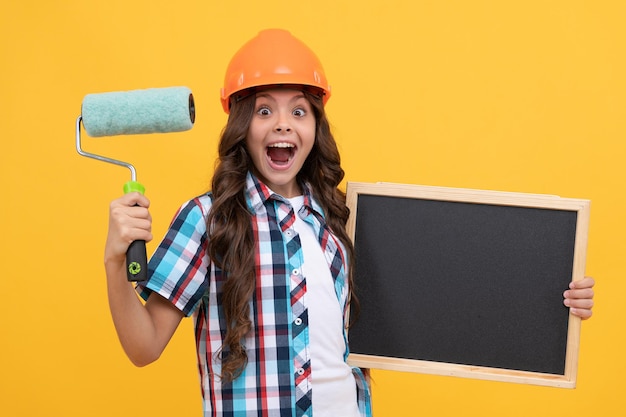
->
xmin=124 ymin=180 xmax=147 ymax=282
xmin=81 ymin=87 xmax=195 ymax=137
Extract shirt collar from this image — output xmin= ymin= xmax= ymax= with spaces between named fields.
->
xmin=244 ymin=171 xmax=325 ymax=219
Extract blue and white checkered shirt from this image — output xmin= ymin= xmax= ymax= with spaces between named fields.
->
xmin=138 ymin=172 xmax=372 ymax=417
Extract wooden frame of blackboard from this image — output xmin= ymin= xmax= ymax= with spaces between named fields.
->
xmin=345 ymin=182 xmax=590 ymax=388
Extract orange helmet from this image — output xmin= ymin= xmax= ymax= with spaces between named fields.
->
xmin=220 ymin=29 xmax=331 ymax=113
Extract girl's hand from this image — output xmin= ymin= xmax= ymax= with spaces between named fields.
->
xmin=563 ymin=276 xmax=595 ymax=320
xmin=104 ymin=192 xmax=153 ymax=265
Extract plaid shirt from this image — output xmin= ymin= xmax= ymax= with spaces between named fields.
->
xmin=138 ymin=172 xmax=372 ymax=417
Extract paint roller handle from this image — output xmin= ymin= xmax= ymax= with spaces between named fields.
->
xmin=123 ymin=181 xmax=148 ymax=282
xmin=126 ymin=239 xmax=147 ymax=282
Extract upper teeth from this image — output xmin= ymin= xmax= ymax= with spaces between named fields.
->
xmin=269 ymin=143 xmax=294 ymax=148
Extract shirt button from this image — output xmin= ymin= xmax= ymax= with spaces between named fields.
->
xmin=297 ymin=368 xmax=305 ymax=375
xmin=292 ymin=268 xmax=300 ymax=276
xmin=294 ymin=318 xmax=302 ymax=325
xmin=285 ymin=230 xmax=293 ymax=237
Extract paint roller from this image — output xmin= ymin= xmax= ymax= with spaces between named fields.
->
xmin=76 ymin=86 xmax=196 ymax=281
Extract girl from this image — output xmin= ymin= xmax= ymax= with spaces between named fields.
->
xmin=104 ymin=29 xmax=595 ymax=417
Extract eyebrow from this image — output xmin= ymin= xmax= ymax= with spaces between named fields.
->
xmin=255 ymin=92 xmax=307 ymax=103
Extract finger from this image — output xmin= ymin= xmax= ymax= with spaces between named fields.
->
xmin=569 ymin=276 xmax=595 ymax=290
xmin=126 ymin=205 xmax=152 ymax=221
xmin=109 ymin=207 xmax=148 ymax=230
xmin=564 ymin=297 xmax=594 ymax=310
xmin=570 ymin=307 xmax=593 ymax=320
xmin=117 ymin=192 xmax=151 ymax=209
xmin=564 ymin=287 xmax=594 ymax=301
xmin=110 ymin=197 xmax=152 ymax=222
xmin=122 ymin=227 xmax=153 ymax=245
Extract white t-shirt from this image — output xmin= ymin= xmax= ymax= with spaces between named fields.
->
xmin=289 ymin=196 xmax=359 ymax=417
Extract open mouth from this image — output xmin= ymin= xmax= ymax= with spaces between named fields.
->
xmin=267 ymin=142 xmax=296 ymax=166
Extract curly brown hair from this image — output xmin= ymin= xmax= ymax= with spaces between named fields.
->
xmin=206 ymin=88 xmax=357 ymax=382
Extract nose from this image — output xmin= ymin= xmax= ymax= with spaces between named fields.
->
xmin=274 ymin=111 xmax=292 ymax=133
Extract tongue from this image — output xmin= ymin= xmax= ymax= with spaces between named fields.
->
xmin=267 ymin=147 xmax=291 ymax=163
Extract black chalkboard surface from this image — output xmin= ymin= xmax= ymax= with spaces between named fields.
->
xmin=346 ymin=182 xmax=590 ymax=388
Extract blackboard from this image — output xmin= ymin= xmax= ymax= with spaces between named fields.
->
xmin=346 ymin=182 xmax=590 ymax=388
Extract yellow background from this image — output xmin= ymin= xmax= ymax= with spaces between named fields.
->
xmin=1 ymin=1 xmax=623 ymax=415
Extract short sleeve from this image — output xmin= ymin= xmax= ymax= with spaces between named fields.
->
xmin=136 ymin=194 xmax=212 ymax=316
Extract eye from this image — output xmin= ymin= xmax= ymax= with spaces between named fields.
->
xmin=256 ymin=106 xmax=272 ymax=116
xmin=292 ymin=107 xmax=306 ymax=117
